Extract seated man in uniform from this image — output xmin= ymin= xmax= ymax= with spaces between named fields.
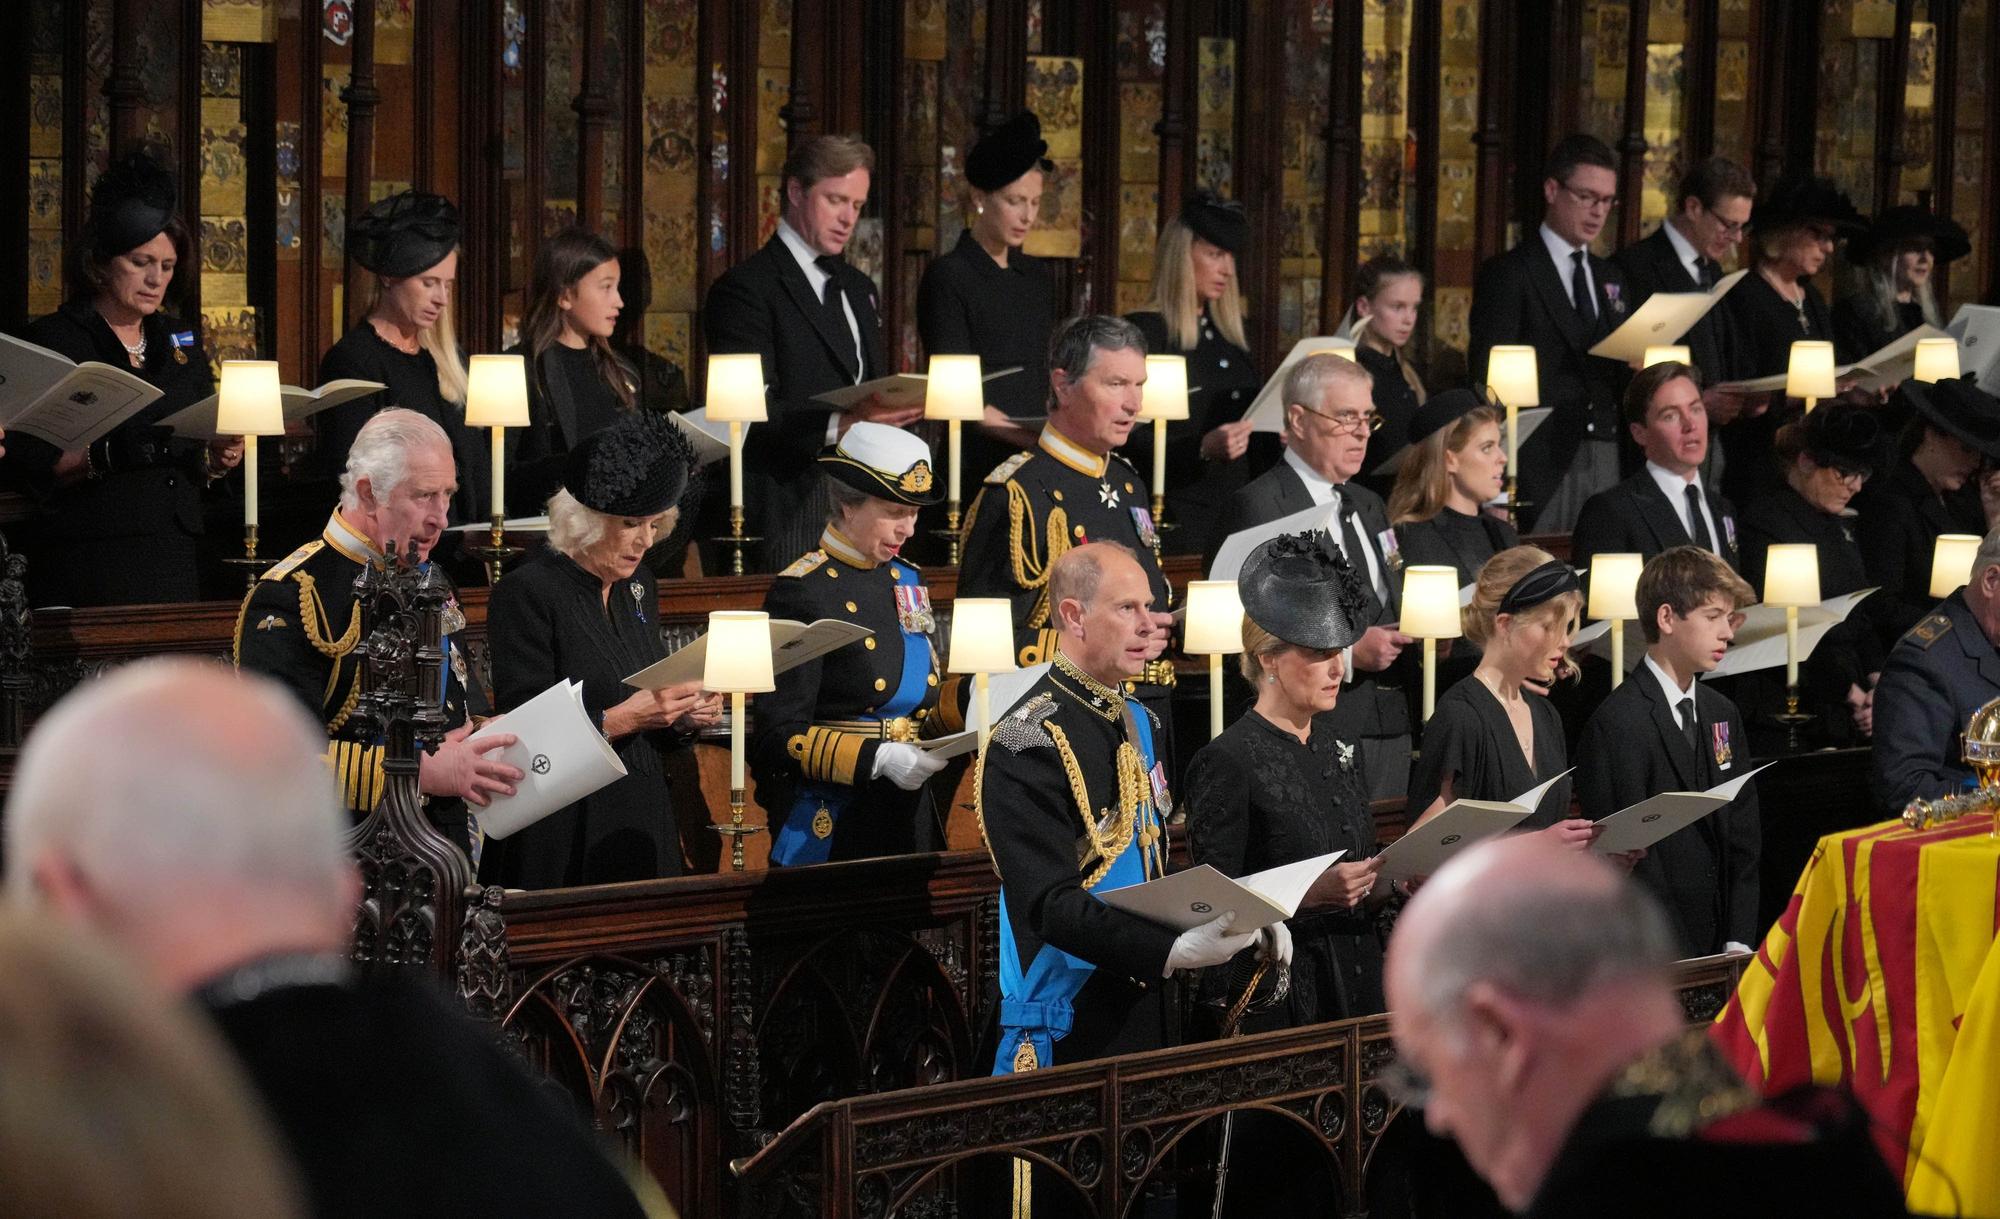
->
xmin=1384 ymin=834 xmax=1907 ymax=1218
xmin=1874 ymin=525 xmax=2000 ymax=815
xmin=979 ymin=542 xmax=1284 ymax=1077
xmin=234 ymin=408 xmax=519 ymax=838
xmin=5 ymin=659 xmax=648 ymax=1218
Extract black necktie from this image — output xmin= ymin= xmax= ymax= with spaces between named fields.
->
xmin=1570 ymin=249 xmax=1597 ymax=326
xmin=814 ymin=255 xmax=860 ymax=378
xmin=1334 ymin=495 xmax=1384 ymax=609
xmin=1685 ymin=483 xmax=1714 ymax=552
xmin=1697 ymin=257 xmax=1720 ymax=290
xmin=1678 ymin=697 xmax=1700 ymax=759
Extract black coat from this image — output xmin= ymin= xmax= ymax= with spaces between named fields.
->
xmin=1410 ymin=676 xmax=1572 ymax=829
xmin=1830 ymin=295 xmax=1924 ymax=367
xmin=1738 ymin=483 xmax=1887 ymax=715
xmin=1717 ymin=273 xmax=1836 ymax=508
xmin=480 ymin=547 xmax=687 ymax=888
xmin=1570 ymin=469 xmax=1742 ymax=598
xmin=1125 ymin=307 xmax=1265 ymax=558
xmin=199 ymin=962 xmax=646 ymax=1219
xmin=7 ymin=299 xmax=215 ymax=605
xmin=1467 ymin=236 xmax=1632 ymax=526
xmin=1576 ymin=663 xmax=1761 ymax=955
xmin=500 ymin=341 xmax=635 ymax=517
xmin=1873 ymin=590 xmax=2000 ymax=814
xmin=1853 ymin=456 xmax=1986 ymax=644
xmin=702 ymin=234 xmax=887 ymax=569
xmin=1395 ymin=507 xmax=1519 ymax=586
xmin=316 ymin=324 xmax=486 ymax=526
xmin=1612 ymin=224 xmax=1739 ymax=384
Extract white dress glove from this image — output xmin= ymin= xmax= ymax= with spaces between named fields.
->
xmin=1257 ymin=920 xmax=1294 ymax=969
xmin=1163 ymin=910 xmax=1263 ymax=976
xmin=872 ymin=742 xmax=947 ymax=791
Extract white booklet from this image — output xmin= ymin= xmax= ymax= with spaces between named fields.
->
xmin=809 ymin=366 xmax=1021 ymax=411
xmin=1208 ymin=500 xmax=1343 ymax=583
xmin=1590 ymin=763 xmax=1772 ymax=854
xmin=1374 ymin=770 xmax=1574 ymax=886
xmin=1948 ymin=304 xmax=2000 ymax=389
xmin=1588 ymin=269 xmax=1749 ymax=363
xmin=1700 ymin=588 xmax=1877 ymax=680
xmin=157 ymin=378 xmax=385 ymax=438
xmin=1713 ymin=326 xmax=1953 ymax=394
xmin=1242 ymin=337 xmax=1360 ymax=432
xmin=622 ymin=618 xmax=872 ymax=691
xmin=0 ymin=333 xmax=165 ymax=449
xmin=916 ymin=729 xmax=980 ymax=760
xmin=1097 ymin=849 xmax=1348 ymax=932
xmin=469 ymin=680 xmax=628 ymax=839
xmin=671 ymin=408 xmax=730 ymax=465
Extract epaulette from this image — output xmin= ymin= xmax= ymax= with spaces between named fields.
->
xmin=260 ymin=538 xmax=324 ymax=582
xmin=1907 ymin=613 xmax=1953 ymax=650
xmin=992 ymin=692 xmax=1058 ymax=753
xmin=984 ymin=450 xmax=1034 ymax=485
xmin=779 ymin=549 xmax=829 ymax=578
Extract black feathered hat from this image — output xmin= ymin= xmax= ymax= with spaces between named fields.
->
xmin=1900 ymin=377 xmax=2000 ymax=462
xmin=965 ymin=111 xmax=1053 ymax=193
xmin=1752 ymin=176 xmax=1867 ymax=237
xmin=1849 ymin=205 xmax=1973 ymax=267
xmin=1790 ymin=400 xmax=1882 ymax=476
xmin=1181 ymin=191 xmax=1249 ymax=255
xmin=348 ymin=189 xmax=460 ymax=278
xmin=87 ymin=150 xmax=179 ymax=258
xmin=565 ymin=410 xmax=695 ymax=517
xmin=1239 ymin=532 xmax=1371 ymax=652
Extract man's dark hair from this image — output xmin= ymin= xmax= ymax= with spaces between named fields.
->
xmin=1621 ymin=360 xmax=1702 ymax=428
xmin=1676 ymin=156 xmax=1757 ymax=211
xmin=1637 ymin=546 xmax=1755 ymax=643
xmin=1544 ymin=134 xmax=1618 ymax=186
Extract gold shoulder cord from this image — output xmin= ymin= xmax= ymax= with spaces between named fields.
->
xmin=974 ymin=714 xmax=1152 ymax=889
xmin=1005 ymin=481 xmax=1071 ymax=629
xmin=296 ymin=572 xmax=364 ymax=729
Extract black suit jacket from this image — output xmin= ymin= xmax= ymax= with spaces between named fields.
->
xmin=1571 ymin=469 xmax=1741 ymax=596
xmin=1576 ymin=665 xmax=1761 ymax=955
xmin=1613 ymin=225 xmax=1737 ymax=384
xmin=702 ymin=234 xmax=887 ymax=566
xmin=1853 ymin=458 xmax=1987 ymax=644
xmin=1468 ymin=236 xmax=1631 ymax=524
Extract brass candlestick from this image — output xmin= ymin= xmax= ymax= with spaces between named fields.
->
xmin=717 ymin=505 xmax=760 ymax=576
xmin=221 ymin=523 xmax=264 ymax=590
xmin=1150 ymin=491 xmax=1170 ymax=562
xmin=711 ymin=787 xmax=767 ymax=871
xmin=933 ymin=499 xmax=963 ymax=566
xmin=468 ymin=512 xmax=521 ymax=586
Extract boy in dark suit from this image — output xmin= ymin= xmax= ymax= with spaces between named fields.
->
xmin=1577 ymin=546 xmax=1762 ymax=958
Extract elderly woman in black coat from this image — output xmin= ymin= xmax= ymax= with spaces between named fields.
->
xmin=479 ymin=412 xmax=717 ymax=889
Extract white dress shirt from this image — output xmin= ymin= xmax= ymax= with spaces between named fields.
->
xmin=1645 ymin=460 xmax=1721 ymax=553
xmin=1644 ymin=653 xmax=1697 ymax=730
xmin=1286 ymin=448 xmax=1390 ymax=680
xmin=1661 ymin=217 xmax=1706 ymax=286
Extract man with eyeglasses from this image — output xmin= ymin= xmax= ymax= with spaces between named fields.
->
xmin=1382 ymin=833 xmax=1907 ymax=1219
xmin=1468 ymin=133 xmax=1633 ymax=532
xmin=1215 ymin=351 xmax=1415 ymax=799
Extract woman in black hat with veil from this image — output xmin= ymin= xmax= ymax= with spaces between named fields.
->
xmin=5 ymin=150 xmax=242 ymax=606
xmin=1833 ymin=205 xmax=1972 ymax=364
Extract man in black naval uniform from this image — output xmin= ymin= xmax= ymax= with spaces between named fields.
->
xmin=754 ymin=422 xmax=963 ymax=866
xmin=958 ymin=314 xmax=1179 ymax=754
xmin=234 ymin=409 xmax=520 ymax=840
xmin=1874 ymin=527 xmax=2000 ymax=815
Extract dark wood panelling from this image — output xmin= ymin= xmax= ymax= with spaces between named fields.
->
xmin=1318 ymin=0 xmax=1362 ymax=332
xmin=341 ymin=0 xmax=381 ymax=327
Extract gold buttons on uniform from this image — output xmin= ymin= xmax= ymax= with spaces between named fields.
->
xmin=1052 ymin=490 xmax=1064 ymax=501
xmin=927 ymin=673 xmax=938 ymax=686
xmin=864 ymin=637 xmax=877 ymax=650
xmin=1124 ymin=482 xmax=1134 ymax=493
xmin=874 ymin=678 xmax=887 ymax=691
xmin=827 ymin=567 xmax=838 ymax=578
xmin=1073 ymin=525 xmax=1085 ymax=538
xmin=845 ymin=600 xmax=858 ymax=613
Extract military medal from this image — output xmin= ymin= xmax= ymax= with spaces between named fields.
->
xmin=1098 ymin=480 xmax=1120 ymax=508
xmin=442 ymin=595 xmax=468 ymax=638
xmin=1012 ymin=1037 xmax=1039 ymax=1072
xmin=1712 ymin=721 xmax=1732 ymax=768
xmin=169 ymin=329 xmax=195 ymax=364
xmin=812 ymin=805 xmax=834 ymax=838
xmin=894 ymin=583 xmax=936 ymax=634
xmin=1148 ymin=760 xmax=1172 ymax=816
xmin=1129 ymin=505 xmax=1159 ymax=549
xmin=1378 ymin=526 xmax=1403 ymax=572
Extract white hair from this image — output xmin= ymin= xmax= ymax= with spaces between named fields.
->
xmin=5 ymin=659 xmax=350 ymax=917
xmin=338 ymin=408 xmax=453 ymax=510
xmin=1978 ymin=526 xmax=2000 ymax=581
xmin=1283 ymin=351 xmax=1375 ymax=428
xmin=545 ymin=488 xmax=611 ymax=558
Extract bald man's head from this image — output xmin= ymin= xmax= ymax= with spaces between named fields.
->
xmin=1050 ymin=542 xmax=1157 ymax=685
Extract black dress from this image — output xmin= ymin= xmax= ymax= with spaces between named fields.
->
xmin=1409 ymin=675 xmax=1572 ymax=829
xmin=1126 ymin=305 xmax=1265 ymax=558
xmin=480 ymin=546 xmax=688 ymax=888
xmin=1396 ymin=506 xmax=1519 ymax=586
xmin=917 ymin=229 xmax=1056 ymax=468
xmin=1718 ymin=273 xmax=1837 ymax=509
xmin=317 ymin=323 xmax=486 ymax=526
xmin=6 ymin=299 xmax=215 ymax=606
xmin=503 ymin=341 xmax=631 ymax=518
xmin=1356 ymin=339 xmax=1425 ymax=498
xmin=1853 ymin=456 xmax=1987 ymax=642
xmin=1830 ymin=295 xmax=1924 ymax=366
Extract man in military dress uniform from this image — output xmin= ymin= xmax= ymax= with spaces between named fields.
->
xmin=1873 ymin=527 xmax=2000 ymax=815
xmin=234 ymin=409 xmax=520 ymax=841
xmin=753 ymin=423 xmax=964 ymax=866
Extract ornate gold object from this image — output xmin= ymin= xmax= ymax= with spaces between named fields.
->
xmin=1901 ymin=696 xmax=2000 ymax=830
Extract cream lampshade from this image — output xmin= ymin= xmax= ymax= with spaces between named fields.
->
xmin=216 ymin=360 xmax=284 ymax=533
xmin=1913 ymin=338 xmax=1961 ymax=384
xmin=1642 ymin=345 xmax=1692 ymax=368
xmin=704 ymin=353 xmax=768 ymax=423
xmin=1400 ymin=565 xmax=1461 ymax=721
xmin=949 ymin=598 xmax=1018 ymax=752
xmin=1585 ymin=552 xmax=1643 ymax=688
xmin=463 ymin=354 xmax=531 ymax=427
xmin=1763 ymin=544 xmax=1822 ymax=608
xmin=1184 ymin=580 xmax=1243 ymax=740
xmin=1785 ymin=341 xmax=1837 ymax=410
xmin=924 ymin=354 xmax=985 ymax=422
xmin=1930 ymin=534 xmax=1982 ymax=598
xmin=1485 ymin=346 xmax=1540 ymax=409
xmin=1139 ymin=355 xmax=1191 ymax=422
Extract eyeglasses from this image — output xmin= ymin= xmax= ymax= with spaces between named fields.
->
xmin=1560 ymin=183 xmax=1620 ymax=211
xmin=1827 ymin=462 xmax=1871 ymax=485
xmin=1701 ymin=210 xmax=1750 ymax=238
xmin=1297 ymin=403 xmax=1385 ymax=434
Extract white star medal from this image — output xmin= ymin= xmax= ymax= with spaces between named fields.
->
xmin=1098 ymin=481 xmax=1119 ymax=508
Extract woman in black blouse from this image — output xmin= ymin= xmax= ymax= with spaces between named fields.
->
xmin=480 ymin=412 xmax=716 ymax=889
xmin=1389 ymin=389 xmax=1517 ymax=583
xmin=1341 ymin=255 xmax=1430 ymax=490
xmin=1832 ymin=206 xmax=1969 ymax=365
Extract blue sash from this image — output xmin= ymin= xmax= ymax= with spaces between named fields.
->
xmin=770 ymin=566 xmax=936 ymax=866
xmin=992 ymin=700 xmax=1162 ymax=1074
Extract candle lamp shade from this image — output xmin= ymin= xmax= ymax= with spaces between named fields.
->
xmin=1485 ymin=345 xmax=1540 ymax=407
xmin=1912 ymin=338 xmax=1961 ymax=384
xmin=1183 ymin=580 xmax=1245 ymax=655
xmin=1762 ymin=544 xmax=1822 ymax=608
xmin=1642 ymin=345 xmax=1692 ymax=368
xmin=705 ymin=353 xmax=769 ymax=422
xmin=1399 ymin=566 xmax=1463 ymax=639
xmin=703 ymin=611 xmax=776 ymax=692
xmin=948 ymin=599 xmax=1019 ymax=673
xmin=1930 ymin=533 xmax=1982 ymax=597
xmin=1785 ymin=341 xmax=1837 ymax=401
xmin=463 ymin=354 xmax=531 ymax=427
xmin=1586 ymin=552 xmax=1643 ymax=621
xmin=215 ymin=361 xmax=286 ymax=435
xmin=925 ymin=354 xmax=986 ymax=421
xmin=1139 ymin=355 xmax=1191 ymax=421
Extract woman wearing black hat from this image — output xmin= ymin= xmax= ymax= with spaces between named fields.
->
xmin=4 ymin=151 xmax=242 ymax=606
xmin=1832 ymin=206 xmax=1971 ymax=364
xmin=1855 ymin=378 xmax=2000 ymax=638
xmin=1388 ymin=389 xmax=1517 ymax=584
xmin=480 ymin=411 xmax=715 ymax=889
xmin=752 ymin=423 xmax=955 ymax=867
xmin=317 ymin=189 xmax=484 ymax=525
xmin=915 ymin=111 xmax=1057 ymax=482
xmin=1737 ymin=402 xmax=1887 ymax=744
xmin=1125 ymin=193 xmax=1263 ymax=558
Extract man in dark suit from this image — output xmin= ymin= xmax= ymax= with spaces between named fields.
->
xmin=1468 ymin=134 xmax=1632 ymax=531
xmin=1572 ymin=362 xmax=1741 ymax=599
xmin=1612 ymin=157 xmax=1758 ymax=488
xmin=702 ymin=133 xmax=920 ymax=568
xmin=1874 ymin=528 xmax=2000 ymax=815
xmin=1577 ymin=547 xmax=1762 ymax=958
xmin=5 ymin=660 xmax=647 ymax=1219
xmin=1214 ymin=352 xmax=1414 ymax=799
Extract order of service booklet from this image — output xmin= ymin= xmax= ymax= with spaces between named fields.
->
xmin=468 ymin=679 xmax=628 ymax=839
xmin=1096 ymin=849 xmax=1349 ymax=933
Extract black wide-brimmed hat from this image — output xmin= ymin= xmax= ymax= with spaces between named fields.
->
xmin=1901 ymin=376 xmax=2000 ymax=462
xmin=1850 ymin=205 xmax=1973 ymax=266
xmin=1181 ymin=191 xmax=1249 ymax=255
xmin=1792 ymin=400 xmax=1882 ymax=475
xmin=965 ymin=111 xmax=1053 ymax=193
xmin=1239 ymin=532 xmax=1370 ymax=652
xmin=1406 ymin=387 xmax=1492 ymax=447
xmin=565 ymin=410 xmax=695 ymax=517
xmin=817 ymin=421 xmax=944 ymax=507
xmin=348 ymin=189 xmax=460 ymax=278
xmin=87 ymin=150 xmax=179 ymax=258
xmin=1752 ymin=175 xmax=1867 ymax=236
